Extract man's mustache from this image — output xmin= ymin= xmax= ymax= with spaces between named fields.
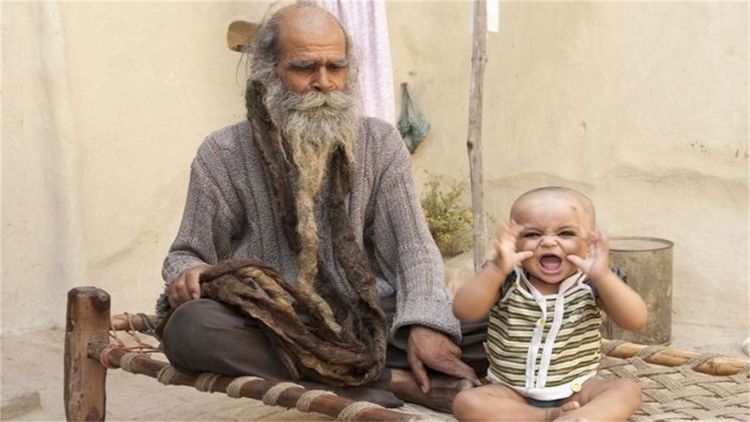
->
xmin=286 ymin=90 xmax=354 ymax=112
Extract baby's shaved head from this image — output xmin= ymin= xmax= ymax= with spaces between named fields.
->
xmin=510 ymin=186 xmax=596 ymax=229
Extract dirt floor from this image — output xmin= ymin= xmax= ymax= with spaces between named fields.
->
xmin=2 ymin=321 xmax=748 ymax=421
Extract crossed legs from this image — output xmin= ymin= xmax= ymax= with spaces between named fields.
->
xmin=161 ymin=298 xmax=489 ymax=411
xmin=452 ymin=377 xmax=642 ymax=421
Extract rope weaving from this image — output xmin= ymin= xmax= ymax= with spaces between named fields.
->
xmin=296 ymin=390 xmax=336 ymax=412
xmin=226 ymin=376 xmax=263 ymax=398
xmin=262 ymin=382 xmax=304 ymax=406
xmin=599 ymin=342 xmax=750 ymax=421
xmin=119 ymin=352 xmax=142 ymax=373
xmin=87 ymin=337 xmax=418 ymax=421
xmin=97 ymin=343 xmax=122 ymax=369
xmin=195 ymin=372 xmax=222 ymax=393
xmin=338 ymin=401 xmax=387 ymax=421
xmin=102 ymin=313 xmax=749 ymax=421
xmin=156 ymin=365 xmax=179 ymax=385
xmin=65 ymin=285 xmax=749 ymax=422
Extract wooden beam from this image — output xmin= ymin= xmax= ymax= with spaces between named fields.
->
xmin=64 ymin=287 xmax=110 ymax=421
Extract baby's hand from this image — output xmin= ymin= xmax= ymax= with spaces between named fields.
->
xmin=492 ymin=220 xmax=534 ymax=275
xmin=567 ymin=230 xmax=611 ymax=281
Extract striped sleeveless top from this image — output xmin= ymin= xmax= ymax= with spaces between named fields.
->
xmin=485 ymin=268 xmax=602 ymax=400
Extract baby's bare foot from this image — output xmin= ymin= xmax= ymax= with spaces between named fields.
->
xmin=554 ymin=417 xmax=590 ymax=422
xmin=547 ymin=401 xmax=583 ymax=421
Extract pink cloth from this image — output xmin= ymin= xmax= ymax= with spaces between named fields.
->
xmin=314 ymin=0 xmax=395 ymax=123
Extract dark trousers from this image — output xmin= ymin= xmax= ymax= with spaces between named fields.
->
xmin=161 ymin=295 xmax=488 ymax=406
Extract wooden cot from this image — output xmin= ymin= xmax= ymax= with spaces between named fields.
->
xmin=64 ymin=287 xmax=749 ymax=421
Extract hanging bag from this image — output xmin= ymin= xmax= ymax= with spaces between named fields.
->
xmin=397 ymin=82 xmax=431 ymax=154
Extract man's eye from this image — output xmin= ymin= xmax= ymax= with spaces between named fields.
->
xmin=327 ymin=61 xmax=349 ymax=72
xmin=289 ymin=62 xmax=315 ymax=72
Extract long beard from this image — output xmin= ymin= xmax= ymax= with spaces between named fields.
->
xmin=263 ymin=81 xmax=359 ymax=324
xmin=239 ymin=74 xmax=387 ymax=385
xmin=264 ymin=81 xmax=358 ymax=181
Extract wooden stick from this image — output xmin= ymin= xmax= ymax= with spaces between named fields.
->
xmin=467 ymin=0 xmax=488 ymax=271
xmin=603 ymin=339 xmax=749 ymax=376
xmin=89 ymin=344 xmax=420 ymax=421
xmin=65 ymin=287 xmax=111 ymax=421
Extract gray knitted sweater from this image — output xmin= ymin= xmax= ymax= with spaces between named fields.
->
xmin=161 ymin=118 xmax=461 ymax=347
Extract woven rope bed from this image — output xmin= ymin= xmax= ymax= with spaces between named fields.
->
xmin=64 ymin=287 xmax=749 ymax=421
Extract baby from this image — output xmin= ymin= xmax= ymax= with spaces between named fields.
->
xmin=452 ymin=186 xmax=647 ymax=421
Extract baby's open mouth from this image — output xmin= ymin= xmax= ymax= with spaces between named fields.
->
xmin=539 ymin=254 xmax=562 ymax=271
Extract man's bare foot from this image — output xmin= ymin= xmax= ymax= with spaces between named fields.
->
xmin=388 ymin=369 xmax=473 ymax=413
xmin=547 ymin=401 xmax=584 ymax=421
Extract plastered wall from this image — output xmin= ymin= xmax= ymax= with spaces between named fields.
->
xmin=2 ymin=2 xmax=747 ymax=334
xmin=391 ymin=1 xmax=748 ymax=331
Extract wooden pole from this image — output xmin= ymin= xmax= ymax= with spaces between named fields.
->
xmin=467 ymin=0 xmax=488 ymax=271
xmin=64 ymin=287 xmax=110 ymax=421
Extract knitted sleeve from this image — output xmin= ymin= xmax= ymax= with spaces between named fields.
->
xmin=366 ymin=123 xmax=461 ymax=347
xmin=157 ymin=134 xmax=244 ymax=315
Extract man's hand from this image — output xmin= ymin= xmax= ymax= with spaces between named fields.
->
xmin=168 ymin=264 xmax=211 ymax=309
xmin=407 ymin=325 xmax=480 ymax=393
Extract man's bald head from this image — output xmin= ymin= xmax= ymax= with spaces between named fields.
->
xmin=275 ymin=3 xmax=346 ymax=39
xmin=250 ymin=3 xmax=353 ymax=75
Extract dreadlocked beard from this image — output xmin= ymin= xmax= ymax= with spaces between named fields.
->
xmin=263 ymin=78 xmax=359 ymax=328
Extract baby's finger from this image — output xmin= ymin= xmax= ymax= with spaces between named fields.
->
xmin=595 ymin=230 xmax=610 ymax=252
xmin=567 ymin=254 xmax=591 ymax=273
xmin=501 ymin=221 xmax=524 ymax=242
xmin=508 ymin=219 xmax=524 ymax=236
xmin=517 ymin=251 xmax=534 ymax=262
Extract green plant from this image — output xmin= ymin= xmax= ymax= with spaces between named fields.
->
xmin=421 ymin=177 xmax=474 ymax=257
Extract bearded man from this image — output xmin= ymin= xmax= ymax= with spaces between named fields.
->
xmin=157 ymin=2 xmax=488 ymax=412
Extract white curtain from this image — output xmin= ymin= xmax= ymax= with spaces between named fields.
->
xmin=313 ymin=0 xmax=396 ymax=124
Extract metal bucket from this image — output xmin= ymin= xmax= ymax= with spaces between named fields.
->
xmin=600 ymin=236 xmax=674 ymax=345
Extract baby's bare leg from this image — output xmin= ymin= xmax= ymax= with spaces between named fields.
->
xmin=453 ymin=384 xmax=562 ymax=421
xmin=554 ymin=378 xmax=642 ymax=422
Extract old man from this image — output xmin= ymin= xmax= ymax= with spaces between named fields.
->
xmin=157 ymin=2 xmax=487 ymax=411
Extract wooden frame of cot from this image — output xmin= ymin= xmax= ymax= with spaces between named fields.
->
xmin=64 ymin=287 xmax=750 ymax=421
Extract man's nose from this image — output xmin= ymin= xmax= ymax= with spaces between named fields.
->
xmin=311 ymin=67 xmax=335 ymax=92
